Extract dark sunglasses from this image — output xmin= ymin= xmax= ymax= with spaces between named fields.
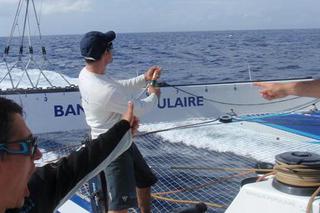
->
xmin=0 ymin=135 xmax=38 ymax=157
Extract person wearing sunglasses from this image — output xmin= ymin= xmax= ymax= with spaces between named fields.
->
xmin=0 ymin=135 xmax=38 ymax=157
xmin=0 ymin=97 xmax=137 ymax=213
xmin=78 ymin=31 xmax=160 ymax=213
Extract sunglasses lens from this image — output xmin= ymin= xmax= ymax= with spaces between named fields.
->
xmin=6 ymin=136 xmax=38 ymax=156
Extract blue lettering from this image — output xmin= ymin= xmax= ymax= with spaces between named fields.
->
xmin=188 ymin=97 xmax=196 ymax=106
xmin=167 ymin=98 xmax=175 ymax=108
xmin=54 ymin=104 xmax=84 ymax=117
xmin=157 ymin=96 xmax=205 ymax=109
xmin=175 ymin=97 xmax=184 ymax=107
xmin=65 ymin=105 xmax=76 ymax=116
xmin=158 ymin=98 xmax=166 ymax=109
xmin=54 ymin=105 xmax=64 ymax=117
xmin=197 ymin=96 xmax=204 ymax=106
xmin=77 ymin=104 xmax=84 ymax=115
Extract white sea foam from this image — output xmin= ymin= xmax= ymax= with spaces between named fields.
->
xmin=35 ymin=148 xmax=60 ymax=167
xmin=140 ymin=119 xmax=320 ymax=163
xmin=0 ymin=62 xmax=78 ymax=89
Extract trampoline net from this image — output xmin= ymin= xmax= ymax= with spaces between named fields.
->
xmin=36 ymin=112 xmax=320 ymax=213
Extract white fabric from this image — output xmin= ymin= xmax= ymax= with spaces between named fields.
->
xmin=78 ymin=67 xmax=158 ymax=139
xmin=55 ymin=130 xmax=131 ymax=211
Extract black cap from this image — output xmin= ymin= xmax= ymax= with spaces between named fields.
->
xmin=80 ymin=31 xmax=116 ymax=61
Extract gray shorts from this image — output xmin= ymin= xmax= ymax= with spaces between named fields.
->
xmin=105 ymin=143 xmax=157 ymax=211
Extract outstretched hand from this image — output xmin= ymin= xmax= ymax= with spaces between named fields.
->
xmin=122 ymin=101 xmax=140 ymax=135
xmin=144 ymin=66 xmax=161 ymax=81
xmin=254 ymin=82 xmax=289 ymax=100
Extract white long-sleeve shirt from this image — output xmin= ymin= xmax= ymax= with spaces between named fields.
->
xmin=79 ymin=67 xmax=158 ymax=139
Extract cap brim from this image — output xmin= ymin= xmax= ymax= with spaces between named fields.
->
xmin=104 ymin=31 xmax=116 ymax=42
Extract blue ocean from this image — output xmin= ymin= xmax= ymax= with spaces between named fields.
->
xmin=1 ymin=29 xmax=320 ymax=212
xmin=2 ymin=29 xmax=320 ymax=84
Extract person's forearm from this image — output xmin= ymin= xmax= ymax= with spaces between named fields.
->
xmin=118 ymin=74 xmax=146 ymax=90
xmin=289 ymin=80 xmax=320 ymax=98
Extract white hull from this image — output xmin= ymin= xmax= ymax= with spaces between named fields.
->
xmin=226 ymin=178 xmax=320 ymax=213
xmin=1 ymin=78 xmax=317 ymax=134
xmin=2 ymin=78 xmax=319 ymax=213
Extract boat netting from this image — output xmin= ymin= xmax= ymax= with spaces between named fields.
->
xmin=135 ymin=134 xmax=257 ymax=212
xmin=36 ymin=111 xmax=320 ymax=213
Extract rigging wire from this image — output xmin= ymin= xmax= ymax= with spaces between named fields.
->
xmin=137 ymin=118 xmax=219 ymax=137
xmin=168 ymin=82 xmax=303 ymax=106
xmin=136 ymin=112 xmax=320 ymax=137
xmin=37 ymin=105 xmax=320 ymax=211
xmin=2 ymin=0 xmax=24 ymax=88
xmin=5 ymin=0 xmax=23 ymax=51
xmin=31 ymin=0 xmax=43 ymax=44
xmin=1 ymin=0 xmax=73 ymax=89
xmin=132 ymin=80 xmax=320 ymax=137
xmin=170 ymin=162 xmax=320 ymax=213
xmin=136 ymin=96 xmax=320 ymax=137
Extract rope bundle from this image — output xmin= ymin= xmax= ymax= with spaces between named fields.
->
xmin=274 ymin=161 xmax=320 ymax=187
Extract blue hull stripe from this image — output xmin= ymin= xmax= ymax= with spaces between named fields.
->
xmin=70 ymin=195 xmax=92 ymax=212
xmin=248 ymin=112 xmax=320 ymax=141
xmin=258 ymin=120 xmax=320 ymax=140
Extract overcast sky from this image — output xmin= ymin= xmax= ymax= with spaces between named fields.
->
xmin=0 ymin=0 xmax=320 ymax=36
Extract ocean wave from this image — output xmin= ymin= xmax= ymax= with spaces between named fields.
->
xmin=0 ymin=62 xmax=78 ymax=89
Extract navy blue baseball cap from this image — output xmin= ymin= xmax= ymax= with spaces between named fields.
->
xmin=80 ymin=31 xmax=116 ymax=61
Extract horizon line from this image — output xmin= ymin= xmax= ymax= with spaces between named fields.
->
xmin=0 ymin=27 xmax=320 ymax=38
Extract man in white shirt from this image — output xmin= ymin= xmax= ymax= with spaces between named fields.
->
xmin=78 ymin=31 xmax=160 ymax=213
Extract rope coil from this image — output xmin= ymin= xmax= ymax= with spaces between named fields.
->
xmin=274 ymin=162 xmax=320 ymax=187
xmin=171 ymin=161 xmax=320 ymax=213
